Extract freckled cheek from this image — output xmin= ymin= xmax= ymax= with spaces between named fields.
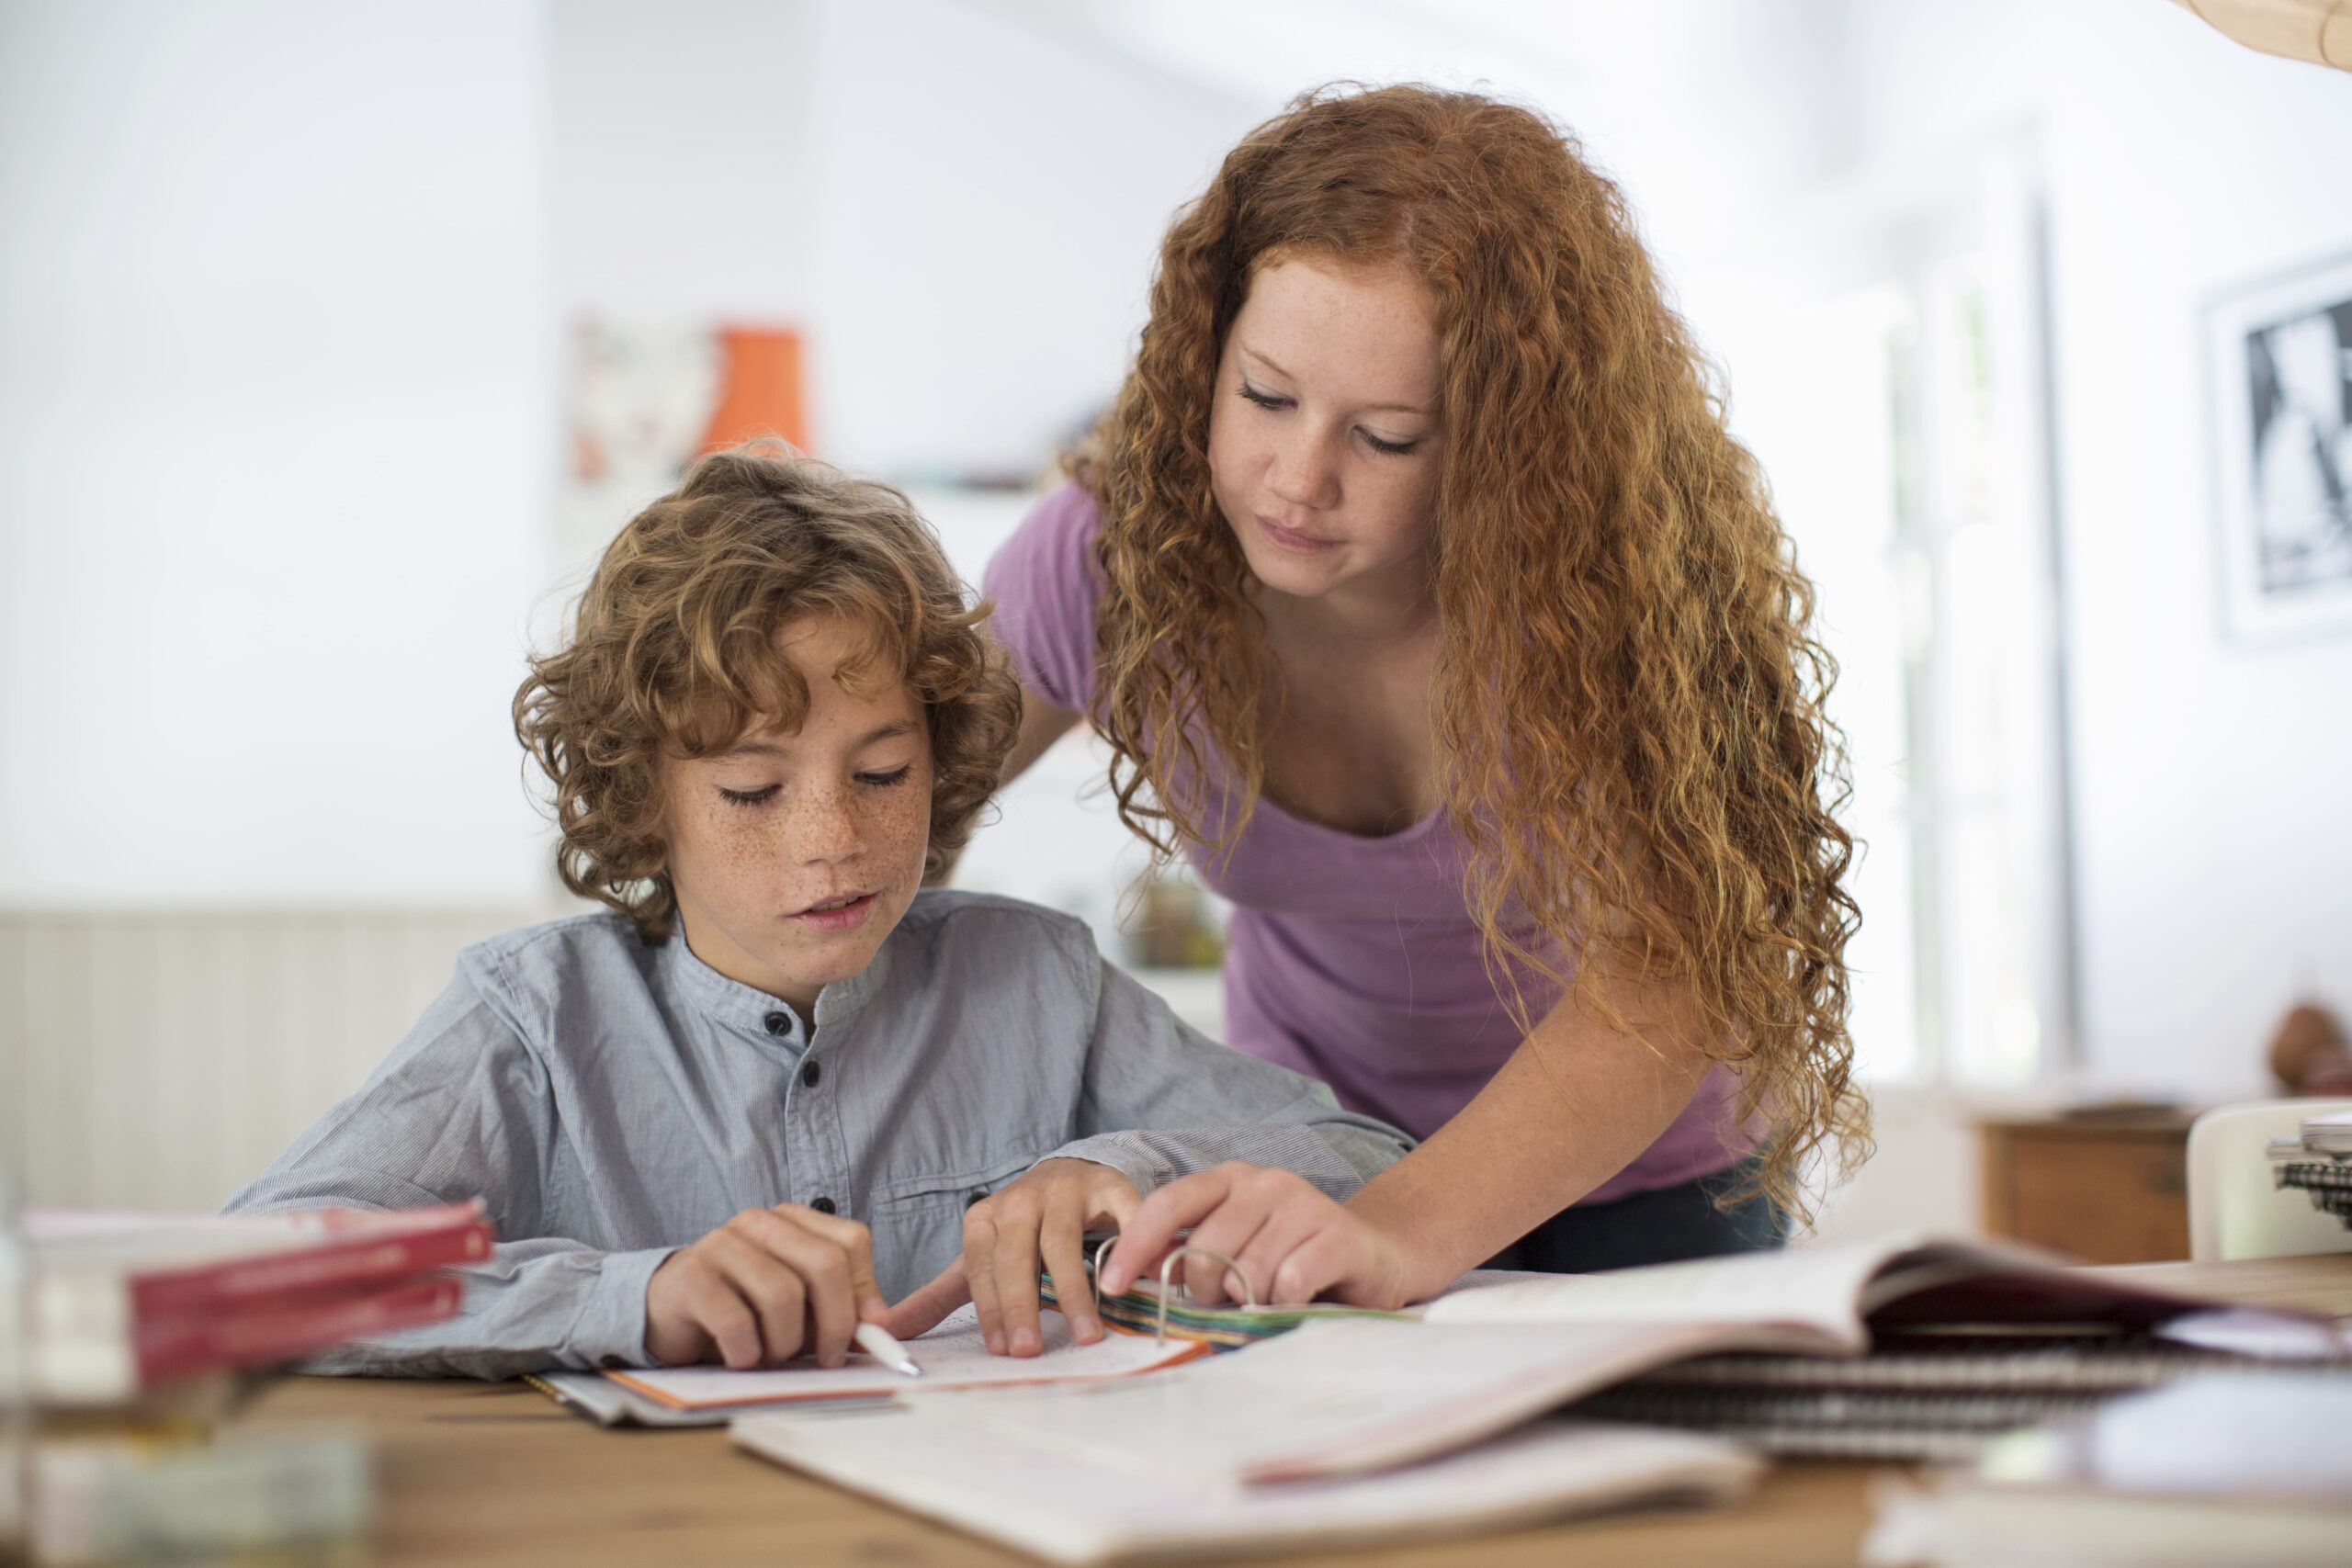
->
xmin=674 ymin=807 xmax=787 ymax=898
xmin=864 ymin=787 xmax=933 ymax=877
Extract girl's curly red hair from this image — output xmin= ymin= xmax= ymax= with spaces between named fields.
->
xmin=1080 ymin=84 xmax=1869 ymax=1224
xmin=514 ymin=445 xmax=1021 ymax=942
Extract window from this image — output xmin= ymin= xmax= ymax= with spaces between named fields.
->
xmin=1720 ymin=143 xmax=2073 ymax=1087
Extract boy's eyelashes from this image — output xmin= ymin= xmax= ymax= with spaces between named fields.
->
xmin=715 ymin=766 xmax=915 ymax=808
xmin=1236 ymin=379 xmax=1421 ymax=457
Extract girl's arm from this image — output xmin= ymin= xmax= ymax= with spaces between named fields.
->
xmin=1101 ymin=968 xmax=1718 ymax=1309
xmin=998 ymin=679 xmax=1080 ymax=785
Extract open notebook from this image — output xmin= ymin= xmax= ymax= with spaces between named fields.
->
xmin=864 ymin=1231 xmax=2346 ymax=1484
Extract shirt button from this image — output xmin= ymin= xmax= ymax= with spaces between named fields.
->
xmin=799 ymin=1058 xmax=820 ymax=1089
xmin=763 ymin=1010 xmax=791 ymax=1037
xmin=810 ymin=1196 xmax=836 ymax=1215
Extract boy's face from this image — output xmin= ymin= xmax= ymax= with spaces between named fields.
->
xmin=661 ymin=615 xmax=933 ymax=1014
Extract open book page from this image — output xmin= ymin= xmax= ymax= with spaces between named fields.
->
xmin=733 ymin=1404 xmax=1758 ymax=1568
xmin=1422 ymin=1233 xmax=2237 ymax=1341
xmin=1418 ymin=1233 xmax=1944 ymax=1347
xmin=899 ymin=1315 xmax=1807 ymax=1483
xmin=605 ymin=1304 xmax=1204 ymax=1412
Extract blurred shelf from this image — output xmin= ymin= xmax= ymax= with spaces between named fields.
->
xmin=1976 ymin=1108 xmax=2198 ymax=1264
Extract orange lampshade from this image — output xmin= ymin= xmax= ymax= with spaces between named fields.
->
xmin=702 ymin=327 xmax=810 ymax=456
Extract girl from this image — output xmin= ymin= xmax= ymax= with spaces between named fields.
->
xmin=983 ymin=84 xmax=1868 ymax=1312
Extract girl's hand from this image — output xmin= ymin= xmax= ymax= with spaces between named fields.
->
xmin=643 ymin=1202 xmax=886 ymax=1370
xmin=882 ymin=1157 xmax=1141 ymax=1356
xmin=1100 ymin=1163 xmax=1417 ymax=1311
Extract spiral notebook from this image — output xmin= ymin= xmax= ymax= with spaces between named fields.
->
xmin=1566 ymin=1322 xmax=2352 ymax=1461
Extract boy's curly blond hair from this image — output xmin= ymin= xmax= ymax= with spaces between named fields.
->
xmin=514 ymin=444 xmax=1022 ymax=941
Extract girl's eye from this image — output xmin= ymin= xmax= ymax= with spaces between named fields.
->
xmin=1243 ymin=378 xmax=1418 ymax=456
xmin=718 ymin=784 xmax=780 ymax=807
xmin=857 ymin=766 xmax=914 ymax=788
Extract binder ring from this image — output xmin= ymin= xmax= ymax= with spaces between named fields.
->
xmin=1154 ymin=1247 xmax=1257 ymax=1341
xmin=1086 ymin=1235 xmax=1259 ymax=1340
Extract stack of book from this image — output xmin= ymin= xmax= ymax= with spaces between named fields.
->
xmin=2271 ymin=1108 xmax=2352 ymax=1223
xmin=4 ymin=1200 xmax=490 ymax=1564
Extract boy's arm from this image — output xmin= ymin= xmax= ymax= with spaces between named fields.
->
xmin=880 ymin=951 xmax=1416 ymax=1353
xmin=224 ymin=965 xmax=672 ymax=1380
xmin=1040 ymin=958 xmax=1416 ymax=1199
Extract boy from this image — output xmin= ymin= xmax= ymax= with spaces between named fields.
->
xmin=226 ymin=447 xmax=1411 ymax=1379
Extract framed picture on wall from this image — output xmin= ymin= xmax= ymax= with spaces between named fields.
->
xmin=2207 ymin=251 xmax=2352 ymax=642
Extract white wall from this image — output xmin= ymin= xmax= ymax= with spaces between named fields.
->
xmin=0 ymin=0 xmax=556 ymax=908
xmin=1837 ymin=0 xmax=2352 ymax=1097
xmin=550 ymin=0 xmax=820 ymax=321
xmin=990 ymin=0 xmax=1856 ymax=296
xmin=804 ymin=0 xmax=1264 ymax=477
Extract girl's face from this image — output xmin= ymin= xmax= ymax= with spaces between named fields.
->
xmin=1206 ymin=255 xmax=1444 ymax=610
xmin=661 ymin=615 xmax=933 ymax=1013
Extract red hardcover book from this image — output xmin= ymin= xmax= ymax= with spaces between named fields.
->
xmin=36 ymin=1272 xmax=469 ymax=1403
xmin=28 ymin=1201 xmax=492 ymax=1337
xmin=132 ymin=1272 xmax=467 ymax=1389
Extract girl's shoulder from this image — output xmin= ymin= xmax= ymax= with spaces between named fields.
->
xmin=987 ymin=479 xmax=1102 ymax=592
xmin=982 ymin=480 xmax=1105 ymax=711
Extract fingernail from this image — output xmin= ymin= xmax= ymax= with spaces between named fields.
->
xmin=1101 ymin=1269 xmax=1125 ymax=1293
xmin=1012 ymin=1328 xmax=1040 ymax=1356
xmin=986 ymin=1333 xmax=1003 ymax=1355
xmin=1076 ymin=1317 xmax=1102 ymax=1344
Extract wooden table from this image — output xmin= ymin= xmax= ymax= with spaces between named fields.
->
xmin=230 ymin=1254 xmax=2352 ymax=1568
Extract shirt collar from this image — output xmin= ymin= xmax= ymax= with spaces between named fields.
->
xmin=659 ymin=924 xmax=893 ymax=1045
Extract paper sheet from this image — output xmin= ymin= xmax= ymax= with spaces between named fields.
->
xmin=896 ymin=1316 xmax=1748 ymax=1483
xmin=604 ymin=1304 xmax=1205 ymax=1411
xmin=735 ymin=1404 xmax=1758 ymax=1566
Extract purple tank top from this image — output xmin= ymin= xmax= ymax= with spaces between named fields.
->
xmin=983 ymin=483 xmax=1751 ymax=1202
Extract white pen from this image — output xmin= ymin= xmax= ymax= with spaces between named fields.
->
xmin=854 ymin=1321 xmax=923 ymax=1379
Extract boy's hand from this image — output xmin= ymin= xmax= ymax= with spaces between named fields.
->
xmin=643 ymin=1203 xmax=887 ymax=1370
xmin=1100 ymin=1162 xmax=1415 ymax=1311
xmin=883 ymin=1158 xmax=1141 ymax=1356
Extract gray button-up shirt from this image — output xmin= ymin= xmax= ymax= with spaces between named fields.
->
xmin=225 ymin=890 xmax=1412 ymax=1378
